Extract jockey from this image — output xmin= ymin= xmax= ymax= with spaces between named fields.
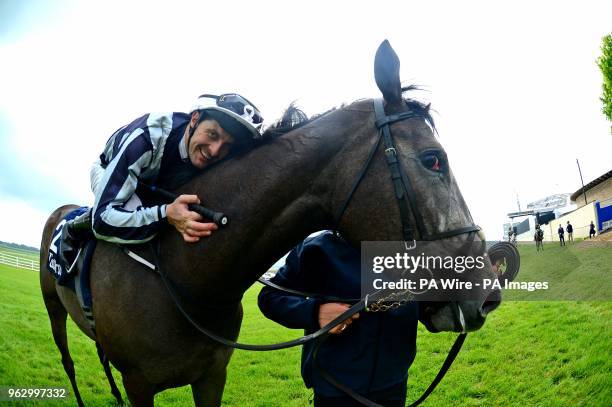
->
xmin=59 ymin=93 xmax=263 ymax=266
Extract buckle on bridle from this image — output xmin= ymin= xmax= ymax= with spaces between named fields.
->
xmin=385 ymin=147 xmax=397 ymax=156
xmin=404 ymin=240 xmax=417 ymax=250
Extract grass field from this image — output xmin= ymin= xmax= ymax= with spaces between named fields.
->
xmin=0 ymin=243 xmax=610 ymax=406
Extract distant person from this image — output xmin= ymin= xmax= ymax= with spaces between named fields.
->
xmin=589 ymin=221 xmax=597 ymax=238
xmin=508 ymin=227 xmax=516 ymax=246
xmin=566 ymin=221 xmax=573 ymax=243
xmin=534 ymin=224 xmax=544 ymax=252
xmin=557 ymin=224 xmax=565 ymax=246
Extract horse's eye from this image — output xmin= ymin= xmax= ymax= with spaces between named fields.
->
xmin=421 ymin=153 xmax=444 ymax=172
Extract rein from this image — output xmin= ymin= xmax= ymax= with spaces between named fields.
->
xmin=313 ymin=333 xmax=467 ymax=407
xmin=257 ymin=276 xmax=359 ymax=303
xmin=146 ymin=239 xmax=374 ymax=351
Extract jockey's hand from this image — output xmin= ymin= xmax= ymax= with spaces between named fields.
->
xmin=318 ymin=302 xmax=359 ymax=334
xmin=166 ymin=194 xmax=218 ymax=243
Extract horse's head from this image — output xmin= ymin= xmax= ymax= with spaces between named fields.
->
xmin=330 ymin=40 xmax=500 ymax=333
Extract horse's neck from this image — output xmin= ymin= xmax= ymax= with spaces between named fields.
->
xmin=166 ymin=111 xmax=361 ymax=302
xmin=224 ymin=129 xmax=341 ymax=264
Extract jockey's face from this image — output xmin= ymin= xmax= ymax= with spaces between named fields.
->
xmin=187 ymin=116 xmax=234 ymax=169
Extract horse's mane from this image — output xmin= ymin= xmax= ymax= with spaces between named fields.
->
xmin=259 ymin=103 xmax=337 ymax=141
xmin=259 ymin=85 xmax=436 ymax=144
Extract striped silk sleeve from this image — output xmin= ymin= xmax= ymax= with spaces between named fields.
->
xmin=92 ymin=128 xmax=166 ymax=244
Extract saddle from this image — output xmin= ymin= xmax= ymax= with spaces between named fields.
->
xmin=47 ymin=207 xmax=97 ymax=328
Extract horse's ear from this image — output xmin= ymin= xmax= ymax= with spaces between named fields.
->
xmin=374 ymin=40 xmax=402 ymax=105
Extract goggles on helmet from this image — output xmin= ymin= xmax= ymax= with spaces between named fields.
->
xmin=193 ymin=93 xmax=263 ymax=130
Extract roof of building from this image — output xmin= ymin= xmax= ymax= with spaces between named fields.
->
xmin=507 ymin=210 xmax=534 ymax=218
xmin=526 ymin=193 xmax=571 ymax=212
xmin=570 ymin=169 xmax=612 ymax=202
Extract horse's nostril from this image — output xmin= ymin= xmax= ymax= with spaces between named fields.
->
xmin=481 ymin=300 xmax=500 ymax=316
xmin=480 ymin=289 xmax=502 ymax=316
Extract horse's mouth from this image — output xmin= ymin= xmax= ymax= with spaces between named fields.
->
xmin=420 ymin=289 xmax=502 ymax=333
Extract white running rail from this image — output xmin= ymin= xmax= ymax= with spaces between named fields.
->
xmin=0 ymin=253 xmax=39 ymax=271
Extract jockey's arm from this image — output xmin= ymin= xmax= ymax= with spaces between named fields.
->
xmin=91 ymin=134 xmax=163 ymax=244
xmin=90 ymin=157 xmax=105 ymax=196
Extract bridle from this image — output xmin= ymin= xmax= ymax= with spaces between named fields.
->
xmin=334 ymin=98 xmax=481 ymax=243
xmin=141 ymin=99 xmax=514 ymax=406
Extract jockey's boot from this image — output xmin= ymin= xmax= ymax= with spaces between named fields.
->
xmin=58 ymin=209 xmax=94 ymax=272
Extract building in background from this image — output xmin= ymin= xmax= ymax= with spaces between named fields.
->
xmin=526 ymin=193 xmax=576 ymax=219
xmin=570 ymin=169 xmax=612 ymax=232
xmin=506 ymin=194 xmax=574 ymax=242
xmin=503 ymin=169 xmax=612 ymax=241
xmin=570 ymin=170 xmax=612 ymax=208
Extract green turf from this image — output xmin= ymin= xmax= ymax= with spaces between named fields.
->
xmin=505 ymin=241 xmax=612 ymax=300
xmin=0 ymin=244 xmax=610 ymax=406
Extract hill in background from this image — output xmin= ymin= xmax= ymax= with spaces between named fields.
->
xmin=0 ymin=240 xmax=38 ymax=253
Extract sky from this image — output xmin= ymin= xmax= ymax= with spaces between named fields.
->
xmin=0 ymin=0 xmax=611 ymax=247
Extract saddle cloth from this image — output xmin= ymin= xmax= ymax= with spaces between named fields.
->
xmin=47 ymin=207 xmax=97 ymax=327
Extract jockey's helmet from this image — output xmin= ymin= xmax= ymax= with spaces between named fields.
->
xmin=190 ymin=93 xmax=264 ymax=149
